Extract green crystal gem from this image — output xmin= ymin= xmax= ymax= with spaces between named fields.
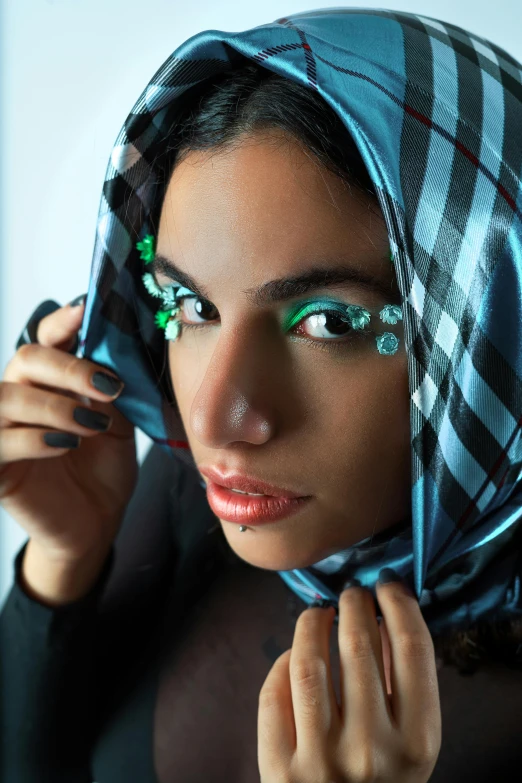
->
xmin=379 ymin=304 xmax=403 ymax=324
xmin=376 ymin=332 xmax=399 ymax=355
xmin=165 ymin=318 xmax=182 ymax=341
xmin=154 ymin=308 xmax=176 ymax=330
xmin=345 ymin=304 xmax=371 ymax=330
xmin=142 ymin=272 xmax=164 ymax=299
xmin=136 ymin=234 xmax=155 ymax=263
xmin=160 ymin=287 xmax=178 ymax=309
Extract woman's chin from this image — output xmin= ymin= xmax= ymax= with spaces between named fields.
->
xmin=220 ymin=522 xmax=328 ymax=571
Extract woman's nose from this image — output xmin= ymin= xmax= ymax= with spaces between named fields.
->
xmin=189 ymin=327 xmax=277 ymax=448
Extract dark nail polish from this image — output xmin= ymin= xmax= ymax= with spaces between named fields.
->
xmin=378 ymin=568 xmax=401 ymax=584
xmin=341 ymin=578 xmax=362 ymax=590
xmin=91 ymin=371 xmax=124 ymax=396
xmin=378 ymin=568 xmax=415 ymax=596
xmin=43 ymin=432 xmax=80 ymax=448
xmin=309 ymin=598 xmax=337 ymax=611
xmin=69 ymin=293 xmax=87 ymax=307
xmin=73 ymin=406 xmax=112 ymax=431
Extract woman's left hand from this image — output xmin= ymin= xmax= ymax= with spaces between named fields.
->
xmin=257 ymin=578 xmax=441 ymax=782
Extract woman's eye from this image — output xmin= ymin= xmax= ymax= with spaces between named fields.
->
xmin=176 ymin=295 xmax=218 ymax=326
xmin=292 ymin=309 xmax=354 ymax=340
xmin=170 ymin=295 xmax=365 ymax=348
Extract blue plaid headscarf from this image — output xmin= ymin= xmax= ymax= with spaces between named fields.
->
xmin=77 ymin=7 xmax=522 ymax=636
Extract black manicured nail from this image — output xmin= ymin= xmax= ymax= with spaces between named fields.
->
xmin=91 ymin=371 xmax=124 ymax=396
xmin=68 ymin=293 xmax=87 ymax=307
xmin=43 ymin=432 xmax=80 ymax=448
xmin=378 ymin=568 xmax=401 ymax=584
xmin=378 ymin=568 xmax=415 ymax=596
xmin=309 ymin=598 xmax=338 ymax=611
xmin=73 ymin=406 xmax=112 ymax=431
xmin=342 ymin=578 xmax=362 ymax=590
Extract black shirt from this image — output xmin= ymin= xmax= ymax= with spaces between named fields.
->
xmin=2 ymin=445 xmax=522 ymax=782
xmin=0 ymin=444 xmax=250 ymax=783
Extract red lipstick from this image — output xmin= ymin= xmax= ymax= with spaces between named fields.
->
xmin=199 ymin=466 xmax=312 ymax=526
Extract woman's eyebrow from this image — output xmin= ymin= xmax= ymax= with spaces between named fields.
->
xmin=149 ymin=253 xmax=400 ymax=305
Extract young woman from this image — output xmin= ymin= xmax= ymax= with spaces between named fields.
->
xmin=1 ymin=8 xmax=522 ymax=783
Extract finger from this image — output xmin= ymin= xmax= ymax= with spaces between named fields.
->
xmin=0 ymin=427 xmax=81 ymax=465
xmin=289 ymin=604 xmax=340 ymax=761
xmin=337 ymin=584 xmax=391 ymax=733
xmin=375 ymin=578 xmax=441 ymax=758
xmin=4 ymin=343 xmax=124 ymax=404
xmin=378 ymin=617 xmax=393 ymax=697
xmin=0 ymin=382 xmax=114 ymax=463
xmin=35 ymin=297 xmax=86 ymax=351
xmin=257 ymin=649 xmax=295 ymax=778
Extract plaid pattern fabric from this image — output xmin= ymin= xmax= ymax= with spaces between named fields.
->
xmin=77 ymin=8 xmax=522 ymax=636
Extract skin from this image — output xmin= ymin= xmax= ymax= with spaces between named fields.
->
xmin=151 ymin=132 xmax=445 ymax=780
xmin=155 ymin=128 xmax=411 ymax=573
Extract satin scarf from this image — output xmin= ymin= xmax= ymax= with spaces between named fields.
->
xmin=77 ymin=7 xmax=522 ymax=636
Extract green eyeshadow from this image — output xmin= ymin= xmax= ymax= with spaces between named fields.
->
xmin=282 ymin=299 xmax=353 ymax=332
xmin=137 ymin=235 xmax=403 ymax=355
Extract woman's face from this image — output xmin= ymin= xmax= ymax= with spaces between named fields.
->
xmin=156 ymin=129 xmax=411 ymax=571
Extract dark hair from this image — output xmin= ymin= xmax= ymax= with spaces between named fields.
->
xmin=152 ymin=59 xmax=522 ymax=676
xmin=150 ymin=60 xmax=383 ymax=226
xmin=433 ymin=616 xmax=522 ymax=676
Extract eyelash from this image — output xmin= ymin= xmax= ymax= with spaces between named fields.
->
xmin=161 ymin=293 xmax=369 ymax=352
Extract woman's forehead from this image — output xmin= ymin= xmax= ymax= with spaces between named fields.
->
xmin=157 ymin=140 xmax=394 ymax=297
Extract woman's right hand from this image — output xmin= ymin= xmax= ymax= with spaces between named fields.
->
xmin=0 ymin=299 xmax=139 ymax=562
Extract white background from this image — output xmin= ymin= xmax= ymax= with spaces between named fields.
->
xmin=1 ymin=0 xmax=520 ymax=607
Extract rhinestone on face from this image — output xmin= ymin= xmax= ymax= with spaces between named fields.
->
xmin=139 ymin=237 xmax=404 ymax=355
xmin=379 ymin=304 xmax=403 ymax=325
xmin=376 ymin=332 xmax=400 ymax=355
xmin=165 ymin=316 xmax=182 ymax=341
xmin=345 ymin=304 xmax=371 ymax=330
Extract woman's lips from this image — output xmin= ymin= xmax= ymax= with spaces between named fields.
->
xmin=205 ymin=480 xmax=312 ymax=525
xmin=199 ymin=465 xmax=306 ymax=498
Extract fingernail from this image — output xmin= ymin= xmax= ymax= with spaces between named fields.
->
xmin=378 ymin=568 xmax=401 ymax=584
xmin=73 ymin=406 xmax=112 ymax=431
xmin=43 ymin=432 xmax=80 ymax=449
xmin=342 ymin=578 xmax=362 ymax=591
xmin=91 ymin=371 xmax=124 ymax=396
xmin=378 ymin=568 xmax=415 ymax=596
xmin=309 ymin=598 xmax=337 ymax=612
xmin=69 ymin=293 xmax=87 ymax=308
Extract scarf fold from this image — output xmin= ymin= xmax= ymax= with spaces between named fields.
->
xmin=77 ymin=7 xmax=522 ymax=636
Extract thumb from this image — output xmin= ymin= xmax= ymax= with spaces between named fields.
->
xmin=36 ymin=295 xmax=86 ymax=349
